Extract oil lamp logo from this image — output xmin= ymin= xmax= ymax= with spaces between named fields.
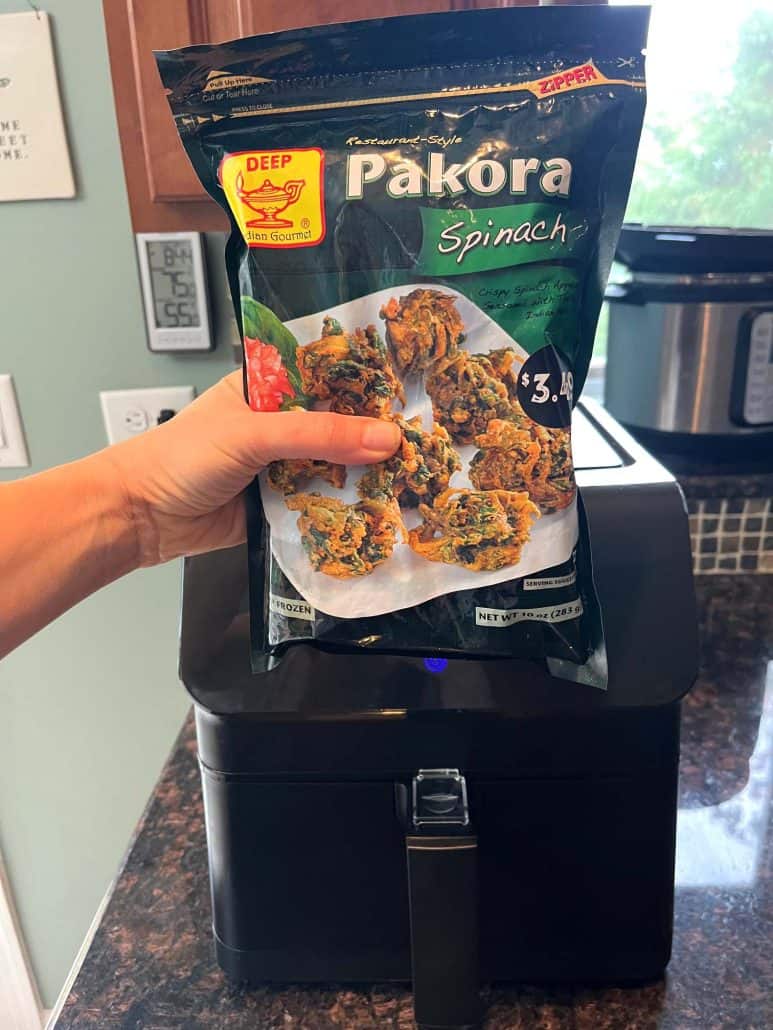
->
xmin=235 ymin=171 xmax=305 ymax=228
xmin=220 ymin=148 xmax=325 ymax=249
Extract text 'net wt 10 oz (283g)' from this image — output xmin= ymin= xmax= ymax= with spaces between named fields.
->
xmin=156 ymin=5 xmax=649 ymax=687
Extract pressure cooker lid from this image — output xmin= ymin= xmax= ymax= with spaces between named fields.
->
xmin=615 ymin=224 xmax=773 ymax=275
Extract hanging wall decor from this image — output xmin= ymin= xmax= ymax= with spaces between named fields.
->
xmin=0 ymin=10 xmax=75 ymax=201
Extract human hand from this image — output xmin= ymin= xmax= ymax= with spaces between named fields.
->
xmin=105 ymin=370 xmax=400 ymax=566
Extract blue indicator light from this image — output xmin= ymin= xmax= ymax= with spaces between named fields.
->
xmin=423 ymin=657 xmax=448 ymax=674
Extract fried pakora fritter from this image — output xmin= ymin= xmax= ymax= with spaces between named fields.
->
xmin=297 ymin=318 xmax=405 ymax=417
xmin=469 ymin=420 xmax=542 ymax=491
xmin=469 ymin=419 xmax=576 ymax=514
xmin=425 ymin=352 xmax=511 ymax=445
xmin=357 ymin=415 xmax=461 ymax=508
xmin=527 ymin=426 xmax=576 ymax=513
xmin=379 ymin=288 xmax=465 ymax=375
xmin=286 ymin=492 xmax=404 ymax=578
xmin=408 ymin=488 xmax=539 ymax=572
xmin=486 ymin=347 xmax=523 ymax=399
xmin=484 ymin=347 xmax=536 ymax=429
xmin=267 ymin=459 xmax=346 ymax=496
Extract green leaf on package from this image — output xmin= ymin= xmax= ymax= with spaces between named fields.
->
xmin=241 ymin=296 xmax=307 ymax=401
xmin=241 ymin=296 xmax=297 ymax=357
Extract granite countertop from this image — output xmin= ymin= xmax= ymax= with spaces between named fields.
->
xmin=52 ymin=576 xmax=773 ymax=1030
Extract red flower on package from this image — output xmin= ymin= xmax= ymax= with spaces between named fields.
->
xmin=244 ymin=336 xmax=295 ymax=412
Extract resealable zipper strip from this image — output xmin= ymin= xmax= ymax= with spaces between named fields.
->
xmin=174 ymin=63 xmax=644 ymax=136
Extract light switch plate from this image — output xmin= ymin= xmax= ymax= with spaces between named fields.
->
xmin=0 ymin=375 xmax=30 ymax=468
xmin=99 ymin=386 xmax=195 ymax=445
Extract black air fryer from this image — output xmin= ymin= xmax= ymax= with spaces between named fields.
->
xmin=180 ymin=401 xmax=697 ymax=1029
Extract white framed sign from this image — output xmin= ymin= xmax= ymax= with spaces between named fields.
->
xmin=0 ymin=11 xmax=75 ymax=202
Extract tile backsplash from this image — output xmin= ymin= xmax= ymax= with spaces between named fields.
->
xmin=687 ymin=496 xmax=773 ymax=575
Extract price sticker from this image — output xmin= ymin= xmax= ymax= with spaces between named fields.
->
xmin=515 ymin=345 xmax=573 ymax=428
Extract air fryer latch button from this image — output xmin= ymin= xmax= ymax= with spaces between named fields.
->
xmin=412 ymin=768 xmax=469 ymax=828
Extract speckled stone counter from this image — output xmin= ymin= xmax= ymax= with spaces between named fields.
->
xmin=52 ymin=576 xmax=773 ymax=1030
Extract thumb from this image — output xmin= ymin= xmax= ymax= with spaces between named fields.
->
xmin=235 ymin=409 xmax=402 ymax=467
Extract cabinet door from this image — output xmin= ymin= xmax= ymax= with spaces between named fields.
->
xmin=104 ymin=1 xmax=590 ymax=232
xmin=235 ymin=0 xmax=593 ymax=34
xmin=105 ymin=0 xmax=227 ymax=231
xmin=236 ymin=0 xmax=472 ymax=37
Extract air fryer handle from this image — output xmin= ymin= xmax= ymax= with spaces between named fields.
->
xmin=406 ymin=832 xmax=481 ymax=1029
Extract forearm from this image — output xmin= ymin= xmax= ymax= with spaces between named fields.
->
xmin=0 ymin=372 xmax=400 ymax=659
xmin=0 ymin=453 xmax=139 ymax=658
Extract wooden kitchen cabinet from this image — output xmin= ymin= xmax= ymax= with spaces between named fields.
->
xmin=103 ymin=1 xmax=592 ymax=232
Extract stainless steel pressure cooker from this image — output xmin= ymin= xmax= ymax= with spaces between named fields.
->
xmin=604 ymin=225 xmax=773 ymax=460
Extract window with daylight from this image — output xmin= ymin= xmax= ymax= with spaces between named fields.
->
xmin=588 ymin=0 xmax=773 ymax=397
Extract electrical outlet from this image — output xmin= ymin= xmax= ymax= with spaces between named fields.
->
xmin=99 ymin=387 xmax=195 ymax=445
xmin=0 ymin=374 xmax=30 ymax=468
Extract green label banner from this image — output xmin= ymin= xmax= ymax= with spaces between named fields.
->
xmin=416 ymin=203 xmax=590 ymax=276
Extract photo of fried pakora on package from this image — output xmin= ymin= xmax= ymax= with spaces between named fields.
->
xmin=469 ymin=420 xmax=541 ymax=491
xmin=527 ymin=426 xmax=575 ymax=513
xmin=380 ymin=288 xmax=465 ymax=375
xmin=264 ymin=287 xmax=577 ymax=586
xmin=426 ymin=351 xmax=512 ymax=445
xmin=486 ymin=347 xmax=523 ymax=400
xmin=286 ymin=492 xmax=404 ymax=579
xmin=297 ymin=316 xmax=405 ymax=417
xmin=267 ymin=459 xmax=347 ymax=497
xmin=357 ymin=415 xmax=462 ymax=508
xmin=409 ymin=488 xmax=540 ymax=572
xmin=470 ymin=419 xmax=576 ymax=514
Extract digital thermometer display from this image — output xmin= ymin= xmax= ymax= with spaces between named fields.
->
xmin=145 ymin=239 xmax=201 ymax=328
xmin=136 ymin=232 xmax=212 ymax=352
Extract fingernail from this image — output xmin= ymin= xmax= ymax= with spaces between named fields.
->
xmin=361 ymin=421 xmax=400 ymax=454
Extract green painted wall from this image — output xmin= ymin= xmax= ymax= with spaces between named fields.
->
xmin=0 ymin=1 xmax=235 ymax=1007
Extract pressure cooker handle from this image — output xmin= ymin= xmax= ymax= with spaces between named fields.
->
xmin=405 ymin=770 xmax=482 ymax=1030
xmin=604 ymin=282 xmax=647 ymax=305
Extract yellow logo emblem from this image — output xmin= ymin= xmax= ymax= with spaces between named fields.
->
xmin=219 ymin=148 xmax=325 ymax=249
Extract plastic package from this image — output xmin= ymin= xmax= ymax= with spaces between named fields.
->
xmin=157 ymin=5 xmax=649 ymax=684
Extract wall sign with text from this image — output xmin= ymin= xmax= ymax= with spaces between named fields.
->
xmin=0 ymin=11 xmax=75 ymax=202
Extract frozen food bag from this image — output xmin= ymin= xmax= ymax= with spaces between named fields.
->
xmin=156 ymin=5 xmax=649 ymax=684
